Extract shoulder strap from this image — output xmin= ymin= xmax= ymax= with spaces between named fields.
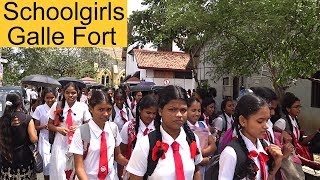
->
xmin=144 ymin=131 xmax=159 ymax=180
xmin=111 ymin=107 xmax=116 ymax=121
xmin=80 ymin=123 xmax=91 ymax=159
xmin=227 ymin=139 xmax=246 ymax=179
xmin=198 ymin=121 xmax=205 ymax=128
xmin=220 ymin=115 xmax=227 ymax=132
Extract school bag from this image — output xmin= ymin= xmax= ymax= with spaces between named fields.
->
xmin=143 ymin=130 xmax=197 ymax=180
xmin=80 ymin=122 xmax=118 ymax=159
xmin=205 ymin=138 xmax=268 ymax=180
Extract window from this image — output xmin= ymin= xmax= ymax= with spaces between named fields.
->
xmin=174 ymin=71 xmax=192 ymax=79
xmin=101 ymin=76 xmax=105 ymax=85
xmin=106 ymin=76 xmax=110 ymax=84
xmin=311 ymin=71 xmax=320 ymax=108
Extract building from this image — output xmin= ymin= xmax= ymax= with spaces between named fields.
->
xmin=125 ymin=48 xmax=195 ymax=90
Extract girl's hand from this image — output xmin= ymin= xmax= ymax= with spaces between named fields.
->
xmin=282 ymin=143 xmax=294 ymax=159
xmin=267 ymin=144 xmax=283 ymax=166
xmin=70 ymin=125 xmax=79 ymax=132
xmin=57 ymin=127 xmax=70 ymax=136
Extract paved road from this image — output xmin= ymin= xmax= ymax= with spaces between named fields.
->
xmin=37 ymin=173 xmax=44 ymax=180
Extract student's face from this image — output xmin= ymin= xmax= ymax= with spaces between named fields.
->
xmin=287 ymin=101 xmax=301 ymax=117
xmin=240 ymin=105 xmax=270 ymax=142
xmin=269 ymin=100 xmax=278 ymax=116
xmin=90 ymin=102 xmax=113 ymax=123
xmin=187 ymin=101 xmax=201 ymax=125
xmin=159 ymin=99 xmax=187 ymax=132
xmin=224 ymin=101 xmax=235 ymax=116
xmin=140 ymin=106 xmax=158 ymax=125
xmin=114 ymin=93 xmax=125 ymax=109
xmin=204 ymin=103 xmax=215 ymax=116
xmin=44 ymin=92 xmax=56 ymax=107
xmin=135 ymin=92 xmax=143 ymax=102
xmin=107 ymin=89 xmax=114 ymax=97
xmin=64 ymin=86 xmax=78 ymax=104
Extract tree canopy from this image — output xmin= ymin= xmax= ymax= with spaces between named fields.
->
xmin=129 ymin=0 xmax=320 ymax=95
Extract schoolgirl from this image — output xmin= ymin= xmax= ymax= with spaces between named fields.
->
xmin=274 ymin=92 xmax=319 ymax=146
xmin=120 ymin=95 xmax=158 ymax=159
xmin=186 ymin=97 xmax=216 ymax=178
xmin=219 ymin=94 xmax=283 ymax=180
xmin=69 ymin=90 xmax=128 ymax=180
xmin=127 ymin=85 xmax=203 ymax=180
xmin=213 ymin=97 xmax=235 ymax=142
xmin=112 ymin=88 xmax=133 ymax=131
xmin=48 ymin=82 xmax=92 ymax=180
xmin=199 ymin=97 xmax=216 ymax=133
xmin=130 ymin=91 xmax=143 ymax=118
xmin=33 ymin=87 xmax=57 ymax=180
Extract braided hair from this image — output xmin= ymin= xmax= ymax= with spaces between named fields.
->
xmin=233 ymin=94 xmax=274 ymax=179
xmin=156 ymin=85 xmax=197 ymax=151
xmin=281 ymin=92 xmax=301 ymax=137
xmin=0 ymin=93 xmax=24 ymax=162
xmin=88 ymin=89 xmax=112 ymax=108
xmin=133 ymin=95 xmax=158 ymax=148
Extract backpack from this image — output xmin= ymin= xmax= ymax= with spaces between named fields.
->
xmin=198 ymin=121 xmax=206 ymax=128
xmin=205 ymin=138 xmax=268 ymax=180
xmin=143 ymin=130 xmax=196 ymax=179
xmin=80 ymin=122 xmax=118 ymax=159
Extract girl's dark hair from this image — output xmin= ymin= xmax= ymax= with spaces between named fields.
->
xmin=0 ymin=93 xmax=23 ymax=161
xmin=88 ymin=89 xmax=112 ymax=108
xmin=250 ymin=87 xmax=277 ymax=104
xmin=233 ymin=94 xmax=273 ymax=179
xmin=155 ymin=85 xmax=197 ymax=152
xmin=186 ymin=97 xmax=200 ymax=108
xmin=114 ymin=88 xmax=128 ymax=107
xmin=199 ymin=97 xmax=215 ymax=123
xmin=58 ymin=82 xmax=81 ymax=122
xmin=219 ymin=97 xmax=233 ymax=130
xmin=133 ymin=95 xmax=158 ymax=147
xmin=41 ymin=87 xmax=57 ymax=104
xmin=281 ymin=92 xmax=301 ymax=136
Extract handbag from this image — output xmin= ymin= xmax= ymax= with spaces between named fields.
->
xmin=29 ymin=143 xmax=43 ymax=173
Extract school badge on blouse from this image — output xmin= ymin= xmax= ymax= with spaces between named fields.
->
xmin=100 ymin=166 xmax=106 ymax=172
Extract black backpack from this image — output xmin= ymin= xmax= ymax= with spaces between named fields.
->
xmin=205 ymin=138 xmax=268 ymax=180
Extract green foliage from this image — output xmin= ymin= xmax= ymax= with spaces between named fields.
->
xmin=130 ymin=0 xmax=320 ymax=92
xmin=1 ymin=47 xmax=114 ymax=86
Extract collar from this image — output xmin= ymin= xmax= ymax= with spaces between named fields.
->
xmin=187 ymin=120 xmax=198 ymax=127
xmin=239 ymin=131 xmax=267 ymax=155
xmin=88 ymin=120 xmax=110 ymax=138
xmin=114 ymin=104 xmax=126 ymax=113
xmin=44 ymin=103 xmax=51 ymax=111
xmin=139 ymin=119 xmax=155 ymax=131
xmin=224 ymin=113 xmax=233 ymax=121
xmin=160 ymin=125 xmax=187 ymax=150
xmin=63 ymin=101 xmax=78 ymax=113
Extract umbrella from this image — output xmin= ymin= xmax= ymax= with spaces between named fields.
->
xmin=80 ymin=77 xmax=97 ymax=84
xmin=130 ymin=85 xmax=152 ymax=92
xmin=87 ymin=83 xmax=104 ymax=89
xmin=57 ymin=77 xmax=86 ymax=89
xmin=137 ymin=81 xmax=155 ymax=86
xmin=21 ymin=74 xmax=61 ymax=88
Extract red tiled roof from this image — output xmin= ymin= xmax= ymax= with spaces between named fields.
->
xmin=133 ymin=49 xmax=190 ymax=71
xmin=126 ymin=77 xmax=140 ymax=82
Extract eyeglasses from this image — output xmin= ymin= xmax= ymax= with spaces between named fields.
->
xmin=291 ymin=105 xmax=302 ymax=109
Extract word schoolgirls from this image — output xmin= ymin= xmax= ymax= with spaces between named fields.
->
xmin=0 ymin=0 xmax=127 ymax=47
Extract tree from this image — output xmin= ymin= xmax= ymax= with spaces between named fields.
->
xmin=1 ymin=47 xmax=115 ymax=85
xmin=130 ymin=0 xmax=320 ymax=97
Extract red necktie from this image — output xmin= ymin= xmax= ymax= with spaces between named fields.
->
xmin=131 ymin=101 xmax=135 ymax=110
xmin=98 ymin=132 xmax=108 ymax=180
xmin=205 ymin=117 xmax=209 ymax=126
xmin=249 ymin=150 xmax=269 ymax=180
xmin=143 ymin=128 xmax=149 ymax=136
xmin=171 ymin=142 xmax=185 ymax=180
xmin=120 ymin=110 xmax=128 ymax=123
xmin=66 ymin=109 xmax=73 ymax=144
xmin=294 ymin=126 xmax=300 ymax=140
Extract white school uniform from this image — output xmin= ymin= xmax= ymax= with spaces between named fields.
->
xmin=213 ymin=113 xmax=234 ymax=132
xmin=48 ymin=101 xmax=92 ymax=180
xmin=274 ymin=115 xmax=300 ymax=139
xmin=113 ymin=105 xmax=133 ymax=131
xmin=69 ymin=120 xmax=122 ymax=180
xmin=126 ymin=125 xmax=203 ymax=180
xmin=131 ymin=100 xmax=137 ymax=118
xmin=219 ymin=132 xmax=269 ymax=180
xmin=266 ymin=119 xmax=275 ymax=144
xmin=120 ymin=119 xmax=155 ymax=144
xmin=32 ymin=103 xmax=51 ymax=175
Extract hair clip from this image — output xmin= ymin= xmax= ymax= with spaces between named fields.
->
xmin=6 ymin=101 xmax=13 ymax=106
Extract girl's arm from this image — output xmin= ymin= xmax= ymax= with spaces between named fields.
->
xmin=267 ymin=144 xmax=283 ymax=180
xmin=201 ymin=135 xmax=216 ymax=157
xmin=193 ymin=165 xmax=201 ymax=180
xmin=34 ymin=119 xmax=47 ymax=131
xmin=115 ymin=146 xmax=129 ymax=167
xmin=48 ymin=119 xmax=69 ymax=136
xmin=300 ymin=131 xmax=318 ymax=146
xmin=28 ymin=119 xmax=38 ymax=143
xmin=128 ymin=173 xmax=143 ymax=180
xmin=120 ymin=142 xmax=128 ymax=157
xmin=74 ymin=154 xmax=89 ymax=180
